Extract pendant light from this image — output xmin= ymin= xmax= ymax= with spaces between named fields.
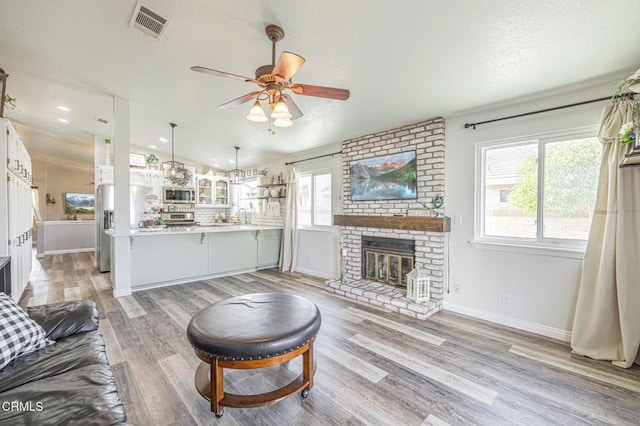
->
xmin=228 ymin=146 xmax=245 ymax=185
xmin=161 ymin=122 xmax=183 ymax=176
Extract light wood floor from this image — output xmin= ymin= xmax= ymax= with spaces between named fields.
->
xmin=20 ymin=252 xmax=640 ymax=425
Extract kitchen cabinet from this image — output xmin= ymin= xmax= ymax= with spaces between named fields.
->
xmin=1 ymin=118 xmax=33 ymax=301
xmin=214 ymin=176 xmax=229 ymax=206
xmin=130 ymin=232 xmax=209 ymax=287
xmin=97 ymin=164 xmax=114 ymax=184
xmin=209 ymin=231 xmax=257 ymax=274
xmin=123 ymin=225 xmax=281 ymax=289
xmin=100 ymin=167 xmax=163 ymax=200
xmin=196 ymin=175 xmax=214 ymax=206
xmin=129 ymin=168 xmax=147 ymax=185
xmin=196 ymin=175 xmax=229 ymax=207
xmin=146 ymin=170 xmax=164 ymax=200
xmin=257 ymin=229 xmax=282 ymax=268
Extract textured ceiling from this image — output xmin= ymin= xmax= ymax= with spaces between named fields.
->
xmin=1 ymin=0 xmax=639 ymax=170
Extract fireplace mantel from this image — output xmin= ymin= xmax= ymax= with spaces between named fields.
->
xmin=334 ymin=215 xmax=450 ymax=232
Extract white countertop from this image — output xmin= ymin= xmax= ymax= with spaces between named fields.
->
xmin=37 ymin=220 xmax=96 ymax=226
xmin=106 ymin=224 xmax=282 ymax=237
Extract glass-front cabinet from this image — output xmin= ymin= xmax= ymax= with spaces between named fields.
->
xmin=196 ymin=175 xmax=229 ymax=207
xmin=214 ymin=177 xmax=229 ymax=206
xmin=196 ymin=176 xmax=214 ymax=206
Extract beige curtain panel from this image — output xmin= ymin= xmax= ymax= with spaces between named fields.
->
xmin=571 ymin=98 xmax=640 ymax=368
xmin=279 ymin=164 xmax=298 ymax=272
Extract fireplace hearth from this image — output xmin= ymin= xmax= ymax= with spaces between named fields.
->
xmin=362 ymin=236 xmax=415 ymax=286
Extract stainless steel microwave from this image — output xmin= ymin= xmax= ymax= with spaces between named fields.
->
xmin=163 ymin=187 xmax=195 ymax=204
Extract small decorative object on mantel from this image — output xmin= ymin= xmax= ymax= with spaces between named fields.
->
xmin=431 ymin=194 xmax=444 ymax=217
xmin=406 ymin=268 xmax=430 ymax=303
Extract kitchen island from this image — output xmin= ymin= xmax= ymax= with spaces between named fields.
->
xmin=107 ymin=225 xmax=282 ymax=291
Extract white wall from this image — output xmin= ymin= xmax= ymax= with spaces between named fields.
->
xmin=260 ymin=143 xmax=342 ymax=279
xmin=32 ymin=159 xmax=95 ymax=221
xmin=444 ymin=81 xmax=616 ymax=341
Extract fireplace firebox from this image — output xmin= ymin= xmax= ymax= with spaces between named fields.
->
xmin=361 ymin=236 xmax=415 ymax=286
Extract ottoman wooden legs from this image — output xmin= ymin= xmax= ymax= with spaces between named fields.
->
xmin=194 ymin=336 xmax=316 ymax=417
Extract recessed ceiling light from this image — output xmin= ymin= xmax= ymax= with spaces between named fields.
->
xmin=56 ymin=105 xmax=70 ymax=112
xmin=159 ymin=137 xmax=168 ymax=143
xmin=229 ymin=159 xmax=235 ymax=164
xmin=213 ymin=164 xmax=220 ymax=168
xmin=58 ymin=118 xmax=69 ymax=123
xmin=150 ymin=145 xmax=158 ymax=149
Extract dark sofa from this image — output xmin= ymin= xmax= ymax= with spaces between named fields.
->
xmin=0 ymin=300 xmax=126 ymax=425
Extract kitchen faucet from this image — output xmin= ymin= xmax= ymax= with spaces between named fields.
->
xmin=237 ymin=208 xmax=248 ymax=225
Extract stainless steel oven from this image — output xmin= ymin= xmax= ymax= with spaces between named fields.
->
xmin=163 ymin=187 xmax=195 ymax=204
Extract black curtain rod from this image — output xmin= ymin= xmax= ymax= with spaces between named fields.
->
xmin=285 ymin=150 xmax=343 ymax=166
xmin=464 ymin=93 xmax=635 ymax=130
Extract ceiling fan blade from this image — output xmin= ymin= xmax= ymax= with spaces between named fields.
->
xmin=281 ymin=94 xmax=303 ymax=120
xmin=219 ymin=91 xmax=261 ymax=109
xmin=272 ymin=51 xmax=306 ymax=82
xmin=290 ymin=84 xmax=350 ymax=100
xmin=191 ymin=66 xmax=259 ymax=84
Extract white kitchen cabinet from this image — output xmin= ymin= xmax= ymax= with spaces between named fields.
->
xmin=214 ymin=176 xmax=229 ymax=206
xmin=209 ymin=231 xmax=257 ymax=274
xmin=1 ymin=118 xmax=33 ymax=301
xmin=196 ymin=175 xmax=214 ymax=206
xmin=130 ymin=168 xmax=163 ymax=197
xmin=257 ymin=229 xmax=282 ymax=268
xmin=130 ymin=233 xmax=209 ymax=287
xmin=146 ymin=170 xmax=164 ymax=200
xmin=97 ymin=164 xmax=114 ymax=184
xmin=129 ymin=168 xmax=147 ymax=185
xmin=196 ymin=175 xmax=229 ymax=207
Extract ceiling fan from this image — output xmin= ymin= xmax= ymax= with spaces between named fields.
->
xmin=191 ymin=24 xmax=350 ymax=130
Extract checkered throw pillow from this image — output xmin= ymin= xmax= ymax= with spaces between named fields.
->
xmin=0 ymin=292 xmax=53 ymax=370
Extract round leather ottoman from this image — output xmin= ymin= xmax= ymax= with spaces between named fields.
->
xmin=187 ymin=292 xmax=321 ymax=417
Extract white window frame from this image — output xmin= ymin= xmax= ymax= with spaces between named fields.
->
xmin=296 ymin=169 xmax=333 ymax=230
xmin=474 ymin=125 xmax=599 ymax=257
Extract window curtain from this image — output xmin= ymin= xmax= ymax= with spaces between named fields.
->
xmin=31 ymin=187 xmax=43 ymax=222
xmin=279 ymin=164 xmax=298 ymax=272
xmin=571 ymin=97 xmax=640 ymax=368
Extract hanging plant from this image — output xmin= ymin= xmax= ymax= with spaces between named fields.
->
xmin=170 ymin=165 xmax=192 ymax=186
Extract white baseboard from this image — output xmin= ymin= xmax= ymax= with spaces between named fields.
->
xmin=443 ymin=301 xmax=572 ymax=342
xmin=44 ymin=248 xmax=94 ymax=255
xmin=112 ymin=287 xmax=132 ymax=298
xmin=294 ymin=266 xmax=339 ymax=280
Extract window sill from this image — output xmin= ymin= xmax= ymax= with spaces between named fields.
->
xmin=469 ymin=240 xmax=585 ymax=259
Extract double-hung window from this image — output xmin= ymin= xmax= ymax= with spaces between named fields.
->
xmin=476 ymin=126 xmax=601 ymax=251
xmin=297 ymin=170 xmax=332 ymax=228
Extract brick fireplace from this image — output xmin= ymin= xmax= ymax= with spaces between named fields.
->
xmin=325 ymin=116 xmax=447 ymax=320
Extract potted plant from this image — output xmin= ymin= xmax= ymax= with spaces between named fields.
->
xmin=146 ymin=153 xmax=159 ymax=170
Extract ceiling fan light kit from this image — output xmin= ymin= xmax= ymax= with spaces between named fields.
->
xmin=246 ymin=100 xmax=268 ymax=122
xmin=191 ymin=24 xmax=350 ymax=133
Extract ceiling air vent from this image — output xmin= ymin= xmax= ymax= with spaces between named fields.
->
xmin=129 ymin=2 xmax=169 ymax=40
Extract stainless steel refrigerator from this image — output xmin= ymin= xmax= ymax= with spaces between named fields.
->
xmin=96 ymin=184 xmax=114 ymax=272
xmin=96 ymin=184 xmax=151 ymax=272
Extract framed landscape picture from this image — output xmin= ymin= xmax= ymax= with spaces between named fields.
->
xmin=349 ymin=151 xmax=417 ymax=201
xmin=64 ymin=192 xmax=95 ymax=214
